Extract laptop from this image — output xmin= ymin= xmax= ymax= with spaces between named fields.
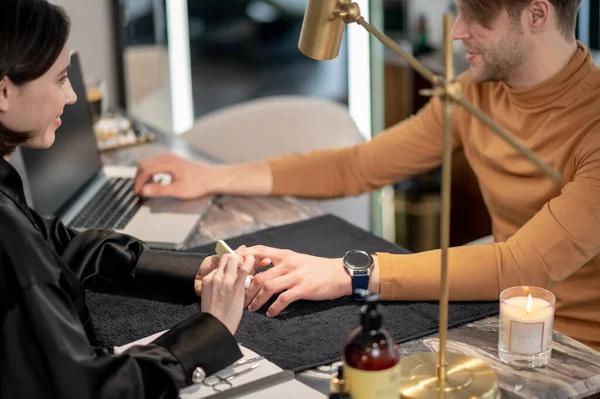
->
xmin=18 ymin=51 xmax=212 ymax=250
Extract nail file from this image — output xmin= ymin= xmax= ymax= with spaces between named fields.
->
xmin=215 ymin=240 xmax=252 ymax=288
xmin=204 ymin=370 xmax=295 ymax=399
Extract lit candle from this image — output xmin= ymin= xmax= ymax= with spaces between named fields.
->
xmin=500 ymin=293 xmax=554 ymax=355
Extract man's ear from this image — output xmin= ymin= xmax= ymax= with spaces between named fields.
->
xmin=528 ymin=0 xmax=551 ymax=33
xmin=0 ymin=77 xmax=10 ymax=113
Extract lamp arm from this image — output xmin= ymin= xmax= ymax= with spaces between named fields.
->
xmin=355 ymin=18 xmax=439 ymax=86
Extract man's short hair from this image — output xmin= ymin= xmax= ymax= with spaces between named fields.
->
xmin=461 ymin=0 xmax=582 ymax=39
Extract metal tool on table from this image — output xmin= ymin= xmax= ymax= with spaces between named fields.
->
xmin=232 ymin=356 xmax=264 ymax=367
xmin=203 ymin=363 xmax=261 ymax=392
xmin=205 ymin=370 xmax=295 ymax=399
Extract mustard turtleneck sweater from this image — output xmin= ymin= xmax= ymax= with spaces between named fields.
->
xmin=268 ymin=43 xmax=600 ymax=350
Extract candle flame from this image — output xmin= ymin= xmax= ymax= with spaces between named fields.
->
xmin=526 ymin=293 xmax=533 ymax=314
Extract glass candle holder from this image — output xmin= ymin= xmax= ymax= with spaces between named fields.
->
xmin=498 ymin=286 xmax=555 ymax=369
xmin=85 ymin=78 xmax=107 ymax=122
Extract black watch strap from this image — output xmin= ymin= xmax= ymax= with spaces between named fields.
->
xmin=351 ymin=273 xmax=370 ymax=300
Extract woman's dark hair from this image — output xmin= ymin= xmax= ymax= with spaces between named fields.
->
xmin=0 ymin=0 xmax=71 ymax=156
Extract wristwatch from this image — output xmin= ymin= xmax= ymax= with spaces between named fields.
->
xmin=343 ymin=250 xmax=374 ymax=300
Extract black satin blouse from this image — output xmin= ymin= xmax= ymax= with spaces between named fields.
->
xmin=0 ymin=158 xmax=242 ymax=398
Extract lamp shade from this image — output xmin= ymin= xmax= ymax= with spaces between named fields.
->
xmin=298 ymin=0 xmax=345 ymax=60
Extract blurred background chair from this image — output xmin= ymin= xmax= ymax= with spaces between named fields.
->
xmin=181 ymin=95 xmax=371 ymax=230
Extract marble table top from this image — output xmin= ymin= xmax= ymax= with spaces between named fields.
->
xmin=297 ymin=317 xmax=600 ymax=399
xmin=101 ymin=126 xmax=600 ymax=399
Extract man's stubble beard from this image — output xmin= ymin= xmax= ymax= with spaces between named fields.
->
xmin=472 ymin=29 xmax=528 ymax=84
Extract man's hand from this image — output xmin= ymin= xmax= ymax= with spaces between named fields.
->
xmin=237 ymin=246 xmax=352 ymax=318
xmin=201 ymin=254 xmax=255 ymax=335
xmin=134 ymin=153 xmax=215 ymax=199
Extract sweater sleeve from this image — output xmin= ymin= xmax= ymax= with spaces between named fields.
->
xmin=377 ymin=129 xmax=600 ymax=301
xmin=268 ymin=90 xmax=464 ymax=199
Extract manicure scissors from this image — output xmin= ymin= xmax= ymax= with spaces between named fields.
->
xmin=232 ymin=356 xmax=263 ymax=367
xmin=203 ymin=363 xmax=261 ymax=392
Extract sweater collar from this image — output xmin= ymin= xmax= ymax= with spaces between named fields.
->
xmin=501 ymin=41 xmax=593 ymax=109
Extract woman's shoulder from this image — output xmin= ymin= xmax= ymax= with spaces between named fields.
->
xmin=0 ymin=194 xmax=38 ymax=238
xmin=0 ymin=202 xmax=60 ymax=326
xmin=0 ymin=194 xmax=60 ymax=287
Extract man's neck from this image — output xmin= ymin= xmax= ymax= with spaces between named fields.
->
xmin=506 ymin=38 xmax=579 ymax=89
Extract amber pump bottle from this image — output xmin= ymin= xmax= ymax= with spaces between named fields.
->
xmin=343 ymin=290 xmax=400 ymax=399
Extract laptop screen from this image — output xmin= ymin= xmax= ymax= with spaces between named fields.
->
xmin=20 ymin=51 xmax=103 ymax=216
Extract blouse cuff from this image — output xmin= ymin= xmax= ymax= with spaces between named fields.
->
xmin=153 ymin=312 xmax=243 ymax=383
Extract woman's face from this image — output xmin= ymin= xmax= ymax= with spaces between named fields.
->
xmin=0 ymin=45 xmax=77 ymax=150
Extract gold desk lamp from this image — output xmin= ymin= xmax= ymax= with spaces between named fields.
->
xmin=297 ymin=1 xmax=562 ymax=398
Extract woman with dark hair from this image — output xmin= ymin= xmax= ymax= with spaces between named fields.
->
xmin=0 ymin=1 xmax=266 ymax=397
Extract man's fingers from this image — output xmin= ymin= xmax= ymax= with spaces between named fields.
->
xmin=267 ymin=287 xmax=303 ymax=318
xmin=233 ymin=246 xmax=270 ymax=268
xmin=229 ymin=245 xmax=271 ymax=268
xmin=237 ymin=245 xmax=289 ymax=263
xmin=238 ymin=245 xmax=272 ymax=268
xmin=138 ymin=182 xmax=180 ymax=198
xmin=133 ymin=170 xmax=154 ymax=194
xmin=259 ymin=258 xmax=272 ymax=267
xmin=244 ymin=255 xmax=271 ymax=269
xmin=244 ymin=266 xmax=286 ymax=307
xmin=134 ymin=155 xmax=175 ymax=193
xmin=247 ymin=273 xmax=297 ymax=313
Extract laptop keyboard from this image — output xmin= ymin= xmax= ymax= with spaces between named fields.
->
xmin=70 ymin=178 xmax=143 ymax=230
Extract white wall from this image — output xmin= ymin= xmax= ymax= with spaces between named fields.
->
xmin=50 ymin=0 xmax=118 ymax=109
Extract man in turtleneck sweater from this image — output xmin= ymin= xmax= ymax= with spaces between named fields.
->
xmin=134 ymin=1 xmax=600 ymax=350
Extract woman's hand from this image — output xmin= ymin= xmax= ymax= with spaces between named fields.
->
xmin=200 ymin=254 xmax=255 ymax=335
xmin=195 ymin=255 xmax=227 ymax=294
xmin=195 ymin=249 xmax=271 ymax=295
xmin=238 ymin=246 xmax=353 ymax=318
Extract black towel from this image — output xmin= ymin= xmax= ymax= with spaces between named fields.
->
xmin=87 ymin=214 xmax=499 ymax=372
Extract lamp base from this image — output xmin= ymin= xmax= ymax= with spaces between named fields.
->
xmin=399 ymin=352 xmax=500 ymax=399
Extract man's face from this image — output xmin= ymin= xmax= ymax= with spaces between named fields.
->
xmin=452 ymin=2 xmax=530 ymax=83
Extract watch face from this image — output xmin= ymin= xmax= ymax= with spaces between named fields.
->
xmin=344 ymin=250 xmax=373 ymax=272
